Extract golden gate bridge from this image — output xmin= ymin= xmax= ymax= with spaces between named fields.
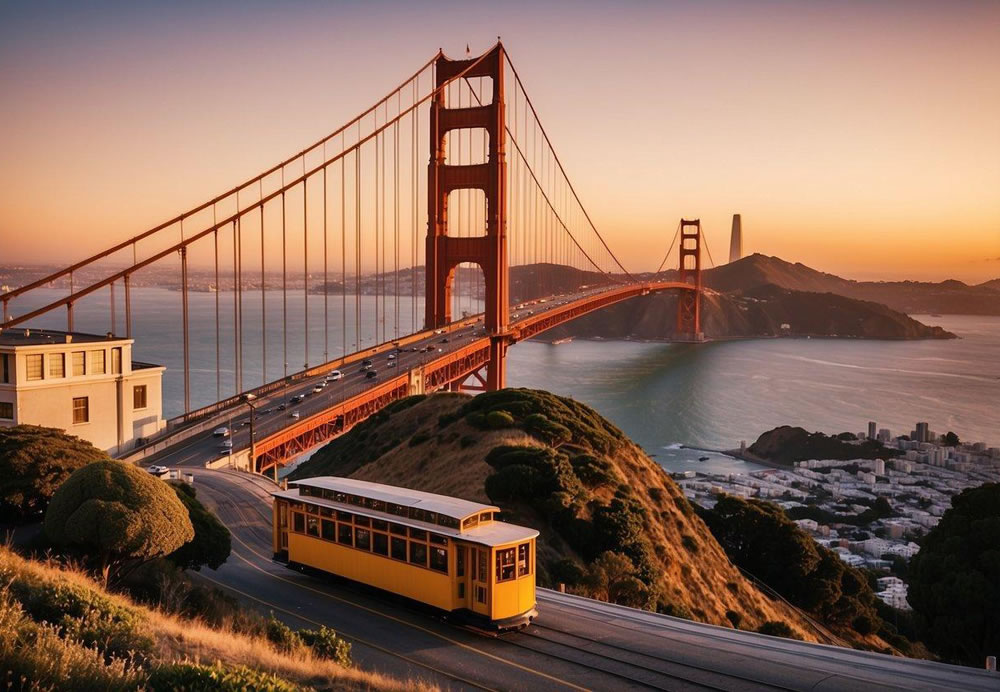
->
xmin=1 ymin=42 xmax=708 ymax=475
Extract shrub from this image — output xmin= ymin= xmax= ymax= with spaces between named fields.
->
xmin=656 ymin=600 xmax=692 ymax=620
xmin=460 ymin=435 xmax=478 ymax=449
xmin=264 ymin=615 xmax=301 ymax=653
xmin=725 ymin=610 xmax=743 ymax=628
xmin=298 ymin=626 xmax=352 ymax=667
xmin=672 ymin=495 xmax=693 ymax=517
xmin=485 ymin=465 xmax=543 ymax=502
xmin=44 ymin=461 xmax=194 ymax=585
xmin=571 ymin=454 xmax=617 ymax=488
xmin=0 ymin=425 xmax=111 ymax=522
xmin=147 ymin=662 xmax=303 ymax=691
xmin=166 ymin=483 xmax=231 ymax=571
xmin=408 ymin=431 xmax=430 ymax=447
xmin=756 ymin=621 xmax=799 ymax=639
xmin=523 ymin=414 xmax=572 ymax=447
xmin=486 ymin=410 xmax=515 ymax=429
xmin=548 ymin=558 xmax=586 ymax=587
xmin=680 ymin=534 xmax=699 ymax=553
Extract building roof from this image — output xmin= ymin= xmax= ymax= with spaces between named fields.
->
xmin=291 ymin=476 xmax=497 ymax=520
xmin=0 ymin=327 xmax=131 ymax=347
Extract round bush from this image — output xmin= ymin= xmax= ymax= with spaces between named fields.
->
xmin=486 ymin=410 xmax=515 ymax=429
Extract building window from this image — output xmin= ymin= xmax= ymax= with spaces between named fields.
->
xmin=496 ymin=547 xmax=516 ymax=583
xmin=518 ymin=543 xmax=531 ymax=577
xmin=26 ymin=354 xmax=44 ymax=381
xmin=72 ymin=397 xmax=89 ymax=424
xmin=111 ymin=347 xmax=122 ymax=374
xmin=133 ymin=385 xmax=147 ymax=410
xmin=49 ymin=353 xmax=65 ymax=378
xmin=90 ymin=350 xmax=106 ymax=375
xmin=0 ymin=402 xmax=12 ymax=420
xmin=72 ymin=351 xmax=86 ymax=376
xmin=1 ymin=354 xmax=9 ymax=383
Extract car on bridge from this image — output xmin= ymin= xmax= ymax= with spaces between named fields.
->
xmin=213 ymin=426 xmax=230 ymax=437
xmin=290 ymin=411 xmax=300 ymax=419
xmin=327 ymin=370 xmax=343 ymax=381
xmin=290 ymin=395 xmax=304 ymax=404
xmin=312 ymin=385 xmax=324 ymax=393
xmin=365 ymin=370 xmax=378 ymax=379
xmin=219 ymin=440 xmax=233 ymax=451
xmin=273 ymin=477 xmax=538 ymax=630
xmin=387 ymin=360 xmax=396 ymax=368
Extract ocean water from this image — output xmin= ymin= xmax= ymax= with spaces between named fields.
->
xmin=9 ymin=288 xmax=997 ymax=475
xmin=507 ymin=315 xmax=1000 ymax=473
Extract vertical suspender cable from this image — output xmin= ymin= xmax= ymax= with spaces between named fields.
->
xmin=394 ymin=106 xmax=400 ymax=340
xmin=237 ymin=209 xmax=244 ymax=394
xmin=323 ymin=163 xmax=328 ymax=364
xmin=355 ymin=129 xmax=361 ymax=348
xmin=341 ymin=140 xmax=346 ymax=358
xmin=214 ymin=208 xmax=220 ymax=401
xmin=233 ymin=218 xmax=240 ymax=394
xmin=282 ymin=173 xmax=288 ymax=378
xmin=303 ymin=169 xmax=309 ymax=369
xmin=180 ymin=243 xmax=190 ymax=414
xmin=260 ymin=181 xmax=266 ymax=384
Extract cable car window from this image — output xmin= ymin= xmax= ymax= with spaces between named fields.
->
xmin=336 ymin=510 xmax=353 ymax=522
xmin=348 ymin=494 xmax=364 ymax=506
xmin=390 ymin=537 xmax=407 ymax=561
xmin=289 ymin=502 xmax=303 ymax=510
xmin=322 ymin=489 xmax=335 ymax=500
xmin=425 ymin=511 xmax=438 ymax=525
xmin=438 ymin=515 xmax=460 ymax=529
xmin=321 ymin=520 xmax=336 ymax=541
xmin=388 ymin=503 xmax=407 ymax=517
xmin=371 ymin=500 xmax=386 ymax=513
xmin=354 ymin=515 xmax=370 ymax=527
xmin=355 ymin=528 xmax=371 ymax=551
xmin=390 ymin=522 xmax=407 ymax=535
xmin=373 ymin=532 xmax=389 ymax=556
xmin=338 ymin=523 xmax=353 ymax=545
xmin=478 ymin=550 xmax=488 ymax=582
xmin=320 ymin=507 xmax=333 ymax=517
xmin=496 ymin=548 xmax=516 ymax=582
xmin=335 ymin=492 xmax=347 ymax=503
xmin=476 ymin=585 xmax=487 ymax=604
xmin=518 ymin=543 xmax=530 ymax=576
xmin=372 ymin=519 xmax=388 ymax=531
xmin=430 ymin=547 xmax=448 ymax=573
xmin=409 ymin=528 xmax=427 ymax=541
xmin=464 ymin=515 xmax=479 ymax=530
xmin=457 ymin=547 xmax=465 ymax=577
xmin=430 ymin=533 xmax=448 ymax=546
xmin=293 ymin=513 xmax=305 ymax=533
xmin=479 ymin=512 xmax=492 ymax=522
xmin=409 ymin=542 xmax=427 ymax=567
xmin=458 ymin=583 xmax=465 ymax=599
xmin=306 ymin=516 xmax=319 ymax=537
xmin=306 ymin=503 xmax=319 ymax=515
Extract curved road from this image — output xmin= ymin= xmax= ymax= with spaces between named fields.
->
xmin=187 ymin=469 xmax=998 ymax=692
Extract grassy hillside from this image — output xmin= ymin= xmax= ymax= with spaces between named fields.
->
xmin=292 ymin=389 xmax=828 ymax=641
xmin=0 ymin=547 xmax=424 ymax=691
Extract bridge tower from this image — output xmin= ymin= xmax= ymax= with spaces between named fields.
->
xmin=676 ymin=218 xmax=703 ymax=340
xmin=426 ymin=44 xmax=508 ymax=390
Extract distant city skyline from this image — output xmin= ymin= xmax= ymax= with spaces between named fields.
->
xmin=0 ymin=1 xmax=997 ymax=282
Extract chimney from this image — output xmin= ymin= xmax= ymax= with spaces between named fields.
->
xmin=729 ymin=214 xmax=743 ymax=264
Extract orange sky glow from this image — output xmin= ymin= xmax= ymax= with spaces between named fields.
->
xmin=0 ymin=1 xmax=997 ymax=283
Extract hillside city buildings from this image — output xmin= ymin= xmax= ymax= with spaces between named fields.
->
xmin=0 ymin=328 xmax=164 ymax=454
xmin=676 ymin=423 xmax=1000 ymax=611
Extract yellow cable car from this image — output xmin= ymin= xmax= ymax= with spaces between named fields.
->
xmin=272 ymin=476 xmax=538 ymax=629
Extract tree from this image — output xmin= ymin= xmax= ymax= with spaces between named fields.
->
xmin=44 ymin=460 xmax=194 ymax=584
xmin=0 ymin=425 xmax=110 ymax=522
xmin=943 ymin=431 xmax=960 ymax=447
xmin=166 ymin=482 xmax=231 ymax=571
xmin=907 ymin=483 xmax=1000 ymax=666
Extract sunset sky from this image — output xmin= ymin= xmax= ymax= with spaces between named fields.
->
xmin=1 ymin=0 xmax=998 ymax=282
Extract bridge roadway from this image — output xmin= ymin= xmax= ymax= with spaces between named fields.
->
xmin=142 ymin=282 xmax=684 ymax=472
xmin=187 ymin=470 xmax=997 ymax=692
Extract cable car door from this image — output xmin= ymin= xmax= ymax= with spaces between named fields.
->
xmin=472 ymin=547 xmax=490 ymax=616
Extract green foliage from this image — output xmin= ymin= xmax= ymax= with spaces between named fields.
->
xmin=485 ymin=410 xmax=515 ymax=429
xmin=460 ymin=388 xmax=625 ymax=454
xmin=943 ymin=431 xmax=960 ymax=446
xmin=673 ymin=495 xmax=693 ymax=517
xmin=264 ymin=614 xmax=301 ymax=653
xmin=165 ymin=483 xmax=231 ymax=572
xmin=44 ymin=461 xmax=194 ymax=584
xmin=0 ymin=425 xmax=111 ymax=522
xmin=680 ymin=534 xmax=699 ymax=553
xmin=907 ymin=483 xmax=1000 ymax=666
xmin=0 ymin=591 xmax=145 ymax=692
xmin=548 ymin=558 xmax=586 ymax=587
xmin=571 ymin=454 xmax=617 ymax=488
xmin=756 ymin=621 xmax=799 ymax=639
xmin=147 ymin=662 xmax=303 ymax=692
xmin=584 ymin=552 xmax=656 ymax=609
xmin=298 ymin=626 xmax=352 ymax=667
xmin=725 ymin=610 xmax=742 ymax=628
xmin=656 ymin=600 xmax=692 ymax=620
xmin=702 ymin=495 xmax=880 ymax=631
xmin=484 ymin=445 xmax=582 ymax=502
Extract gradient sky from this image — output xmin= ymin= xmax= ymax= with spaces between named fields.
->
xmin=1 ymin=0 xmax=998 ymax=282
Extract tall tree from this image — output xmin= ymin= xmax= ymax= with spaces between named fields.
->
xmin=908 ymin=483 xmax=1000 ymax=666
xmin=44 ymin=460 xmax=194 ymax=584
xmin=0 ymin=425 xmax=110 ymax=522
xmin=166 ymin=482 xmax=231 ymax=571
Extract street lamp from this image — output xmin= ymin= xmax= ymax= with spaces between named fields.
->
xmin=242 ymin=394 xmax=257 ymax=476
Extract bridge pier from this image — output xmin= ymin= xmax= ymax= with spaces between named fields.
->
xmin=676 ymin=218 xmax=703 ymax=341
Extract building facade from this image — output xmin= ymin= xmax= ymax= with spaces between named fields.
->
xmin=0 ymin=328 xmax=164 ymax=454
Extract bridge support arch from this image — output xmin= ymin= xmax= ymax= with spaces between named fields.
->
xmin=425 ymin=44 xmax=508 ymax=390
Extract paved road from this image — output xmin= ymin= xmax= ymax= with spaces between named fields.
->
xmin=188 ymin=469 xmax=999 ymax=692
xmin=143 ymin=289 xmax=604 ymax=472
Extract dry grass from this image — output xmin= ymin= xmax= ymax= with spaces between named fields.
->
xmin=0 ymin=547 xmax=436 ymax=691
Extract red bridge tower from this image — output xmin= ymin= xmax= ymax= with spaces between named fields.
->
xmin=676 ymin=218 xmax=703 ymax=340
xmin=425 ymin=45 xmax=509 ymax=389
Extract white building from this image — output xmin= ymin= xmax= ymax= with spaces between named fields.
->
xmin=0 ymin=328 xmax=164 ymax=454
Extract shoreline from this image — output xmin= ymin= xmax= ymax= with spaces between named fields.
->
xmin=678 ymin=444 xmax=791 ymax=471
